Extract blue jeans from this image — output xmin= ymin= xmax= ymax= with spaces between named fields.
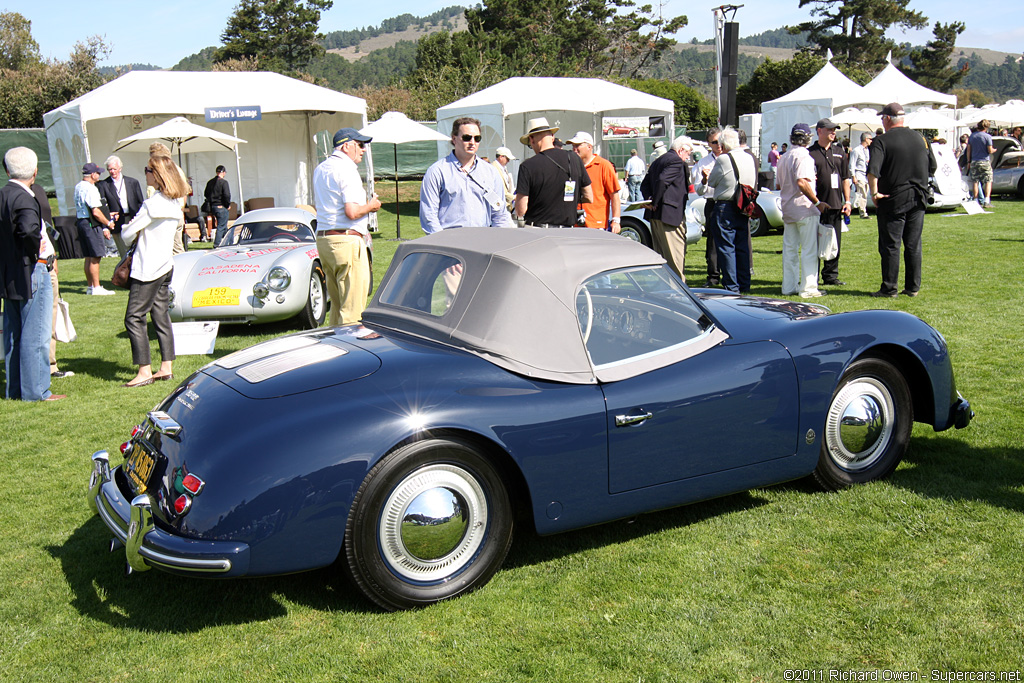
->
xmin=3 ymin=263 xmax=54 ymax=401
xmin=627 ymin=177 xmax=643 ymax=202
xmin=712 ymin=201 xmax=751 ymax=293
xmin=213 ymin=206 xmax=230 ymax=245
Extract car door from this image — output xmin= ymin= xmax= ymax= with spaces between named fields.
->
xmin=575 ymin=265 xmax=800 ymax=495
xmin=602 ymin=341 xmax=800 ymax=494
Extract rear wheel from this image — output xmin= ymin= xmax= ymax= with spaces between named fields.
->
xmin=814 ymin=358 xmax=912 ymax=490
xmin=344 ymin=438 xmax=514 ymax=611
xmin=298 ymin=263 xmax=327 ymax=328
xmin=748 ymin=215 xmax=769 ymax=237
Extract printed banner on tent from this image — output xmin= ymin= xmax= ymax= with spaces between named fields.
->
xmin=205 ymin=106 xmax=262 ymax=123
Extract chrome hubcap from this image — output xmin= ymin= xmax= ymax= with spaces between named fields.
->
xmin=379 ymin=464 xmax=487 ymax=582
xmin=824 ymin=377 xmax=894 ymax=471
xmin=309 ymin=274 xmax=324 ymax=319
xmin=619 ymin=226 xmax=641 ymax=243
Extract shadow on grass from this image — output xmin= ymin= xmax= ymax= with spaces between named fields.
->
xmin=47 ymin=517 xmax=375 ymax=631
xmin=504 ymin=489 xmax=770 ymax=570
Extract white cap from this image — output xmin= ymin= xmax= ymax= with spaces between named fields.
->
xmin=567 ymin=131 xmax=594 ymax=146
xmin=495 ymin=146 xmax=516 ymax=160
xmin=653 ymin=140 xmax=666 ymax=150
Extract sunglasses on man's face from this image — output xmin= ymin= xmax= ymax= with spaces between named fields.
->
xmin=460 ymin=134 xmax=482 ymax=143
xmin=709 ymin=139 xmax=721 ymax=145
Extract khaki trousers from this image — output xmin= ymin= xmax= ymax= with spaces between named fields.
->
xmin=316 ymin=233 xmax=370 ymax=326
xmin=650 ymin=218 xmax=688 ymax=281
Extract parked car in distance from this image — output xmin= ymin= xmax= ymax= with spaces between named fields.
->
xmin=976 ymin=136 xmax=1024 ymax=198
xmin=604 ymin=123 xmax=640 ymax=137
xmin=166 ymin=207 xmax=371 ymax=329
xmin=88 ymin=227 xmax=972 ymax=611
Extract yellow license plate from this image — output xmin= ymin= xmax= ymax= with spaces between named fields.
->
xmin=192 ymin=287 xmax=241 ymax=308
xmin=125 ymin=442 xmax=156 ymax=492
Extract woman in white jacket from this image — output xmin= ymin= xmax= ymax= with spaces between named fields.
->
xmin=120 ymin=155 xmax=188 ymax=387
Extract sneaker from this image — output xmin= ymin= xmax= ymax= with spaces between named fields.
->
xmin=88 ymin=285 xmax=116 ymax=296
xmin=799 ymin=289 xmax=826 ymax=298
xmin=983 ymin=202 xmax=992 ymax=209
xmin=860 ymin=213 xmax=869 ymax=219
xmin=51 ymin=370 xmax=75 ymax=379
xmin=901 ymin=290 xmax=919 ymax=297
xmin=870 ymin=290 xmax=898 ymax=298
xmin=44 ymin=394 xmax=66 ymax=401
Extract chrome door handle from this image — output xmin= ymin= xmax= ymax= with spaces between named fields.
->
xmin=615 ymin=411 xmax=653 ymax=427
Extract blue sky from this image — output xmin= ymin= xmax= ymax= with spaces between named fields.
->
xmin=13 ymin=0 xmax=1021 ymax=69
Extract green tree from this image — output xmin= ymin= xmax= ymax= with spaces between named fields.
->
xmin=0 ymin=11 xmax=40 ymax=70
xmin=903 ymin=22 xmax=966 ymax=92
xmin=216 ymin=0 xmax=334 ymax=73
xmin=788 ymin=0 xmax=927 ymax=71
xmin=735 ymin=52 xmax=826 ymax=115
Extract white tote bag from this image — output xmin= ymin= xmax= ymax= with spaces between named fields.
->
xmin=818 ymin=223 xmax=838 ymax=260
xmin=54 ymin=298 xmax=77 ymax=343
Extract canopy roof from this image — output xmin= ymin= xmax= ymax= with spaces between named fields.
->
xmin=854 ymin=57 xmax=957 ymax=108
xmin=438 ymin=77 xmax=674 ymax=118
xmin=44 ymin=71 xmax=365 ymax=124
xmin=363 ymin=227 xmax=714 ymax=385
xmin=764 ymin=59 xmax=865 ymax=109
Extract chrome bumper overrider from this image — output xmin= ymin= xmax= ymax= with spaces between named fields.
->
xmin=952 ymin=394 xmax=974 ymax=430
xmin=88 ymin=450 xmax=246 ymax=575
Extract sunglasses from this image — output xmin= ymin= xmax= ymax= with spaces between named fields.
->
xmin=460 ymin=134 xmax=482 ymax=142
xmin=709 ymin=139 xmax=721 ymax=145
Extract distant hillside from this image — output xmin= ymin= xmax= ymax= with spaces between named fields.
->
xmin=327 ymin=13 xmax=468 ymax=62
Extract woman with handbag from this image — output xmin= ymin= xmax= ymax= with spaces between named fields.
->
xmin=119 ymin=155 xmax=188 ymax=388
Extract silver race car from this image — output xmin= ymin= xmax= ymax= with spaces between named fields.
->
xmin=168 ymin=207 xmax=371 ymax=329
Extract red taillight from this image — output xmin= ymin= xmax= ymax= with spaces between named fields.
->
xmin=174 ymin=494 xmax=192 ymax=515
xmin=130 ymin=425 xmax=143 ymax=438
xmin=120 ymin=442 xmax=132 ymax=456
xmin=181 ymin=473 xmax=205 ymax=495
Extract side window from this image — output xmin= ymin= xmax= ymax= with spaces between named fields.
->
xmin=577 ymin=265 xmax=709 ymax=367
xmin=379 ymin=252 xmax=462 ymax=317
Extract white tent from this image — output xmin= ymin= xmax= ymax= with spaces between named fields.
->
xmin=43 ymin=71 xmax=367 ymax=215
xmin=759 ymin=55 xmax=865 ymax=167
xmin=435 ymin=77 xmax=674 ymax=177
xmin=853 ymin=55 xmax=957 ymax=110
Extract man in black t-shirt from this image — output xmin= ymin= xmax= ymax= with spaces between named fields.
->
xmin=514 ymin=117 xmax=592 ymax=228
xmin=866 ymin=102 xmax=937 ymax=298
xmin=808 ymin=118 xmax=852 ymax=286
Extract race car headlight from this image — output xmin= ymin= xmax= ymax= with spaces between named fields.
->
xmin=267 ymin=267 xmax=291 ymax=292
xmin=253 ymin=282 xmax=269 ymax=299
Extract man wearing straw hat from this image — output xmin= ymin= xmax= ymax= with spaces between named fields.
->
xmin=514 ymin=117 xmax=592 ymax=229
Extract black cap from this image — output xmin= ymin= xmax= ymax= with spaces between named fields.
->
xmin=816 ymin=118 xmax=839 ymax=130
xmin=82 ymin=162 xmax=102 ymax=175
xmin=880 ymin=102 xmax=905 ymax=117
xmin=332 ymin=127 xmax=372 ymax=147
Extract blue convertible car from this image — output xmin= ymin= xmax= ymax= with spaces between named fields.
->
xmin=88 ymin=227 xmax=972 ymax=610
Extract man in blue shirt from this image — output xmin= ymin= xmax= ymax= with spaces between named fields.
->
xmin=419 ymin=117 xmax=512 ymax=233
xmin=966 ymin=119 xmax=996 ymax=208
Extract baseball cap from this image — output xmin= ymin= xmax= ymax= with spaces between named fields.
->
xmin=791 ymin=123 xmax=813 ymax=136
xmin=495 ymin=146 xmax=516 ymax=160
xmin=333 ymin=127 xmax=372 ymax=147
xmin=567 ymin=131 xmax=594 ymax=146
xmin=880 ymin=102 xmax=905 ymax=117
xmin=82 ymin=162 xmax=102 ymax=175
xmin=816 ymin=118 xmax=839 ymax=129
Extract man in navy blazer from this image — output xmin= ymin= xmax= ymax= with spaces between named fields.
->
xmin=640 ymin=136 xmax=692 ymax=280
xmin=97 ymin=155 xmax=145 ymax=259
xmin=2 ymin=147 xmax=61 ymax=401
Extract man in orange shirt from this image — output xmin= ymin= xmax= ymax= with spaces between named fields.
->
xmin=568 ymin=132 xmax=621 ymax=233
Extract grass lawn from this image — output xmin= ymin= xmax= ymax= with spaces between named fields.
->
xmin=2 ymin=191 xmax=1022 ymax=681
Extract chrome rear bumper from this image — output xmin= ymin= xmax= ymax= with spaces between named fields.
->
xmin=88 ymin=450 xmax=249 ymax=576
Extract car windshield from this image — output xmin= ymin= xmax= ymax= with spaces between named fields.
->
xmin=225 ymin=221 xmax=315 ymax=245
xmin=576 ymin=265 xmax=713 ymax=368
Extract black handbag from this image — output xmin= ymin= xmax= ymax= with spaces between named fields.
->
xmin=111 ymin=245 xmax=135 ymax=289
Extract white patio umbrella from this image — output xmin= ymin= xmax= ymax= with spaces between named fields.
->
xmin=982 ymin=100 xmax=1024 ymax=128
xmin=116 ymin=117 xmax=248 ymax=207
xmin=360 ymin=112 xmax=449 ymax=239
xmin=830 ymin=107 xmax=882 ymax=145
xmin=905 ymin=107 xmax=958 ymax=133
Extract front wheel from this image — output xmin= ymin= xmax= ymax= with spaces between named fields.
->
xmin=748 ymin=215 xmax=769 ymax=237
xmin=344 ymin=438 xmax=514 ymax=611
xmin=298 ymin=263 xmax=327 ymax=329
xmin=814 ymin=358 xmax=913 ymax=490
xmin=619 ymin=217 xmax=652 ymax=248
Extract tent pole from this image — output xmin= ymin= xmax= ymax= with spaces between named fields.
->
xmin=233 ymin=121 xmax=245 ymax=210
xmin=394 ymin=144 xmax=402 ymax=240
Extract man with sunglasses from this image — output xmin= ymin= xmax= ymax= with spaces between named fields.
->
xmin=313 ymin=127 xmax=381 ymax=325
xmin=420 ymin=117 xmax=511 ymax=234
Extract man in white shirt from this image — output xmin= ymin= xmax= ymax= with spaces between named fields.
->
xmin=624 ymin=149 xmax=646 ymax=203
xmin=850 ymin=133 xmax=872 ymax=219
xmin=313 ymin=127 xmax=381 ymax=326
xmin=693 ymin=127 xmax=721 ymax=287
